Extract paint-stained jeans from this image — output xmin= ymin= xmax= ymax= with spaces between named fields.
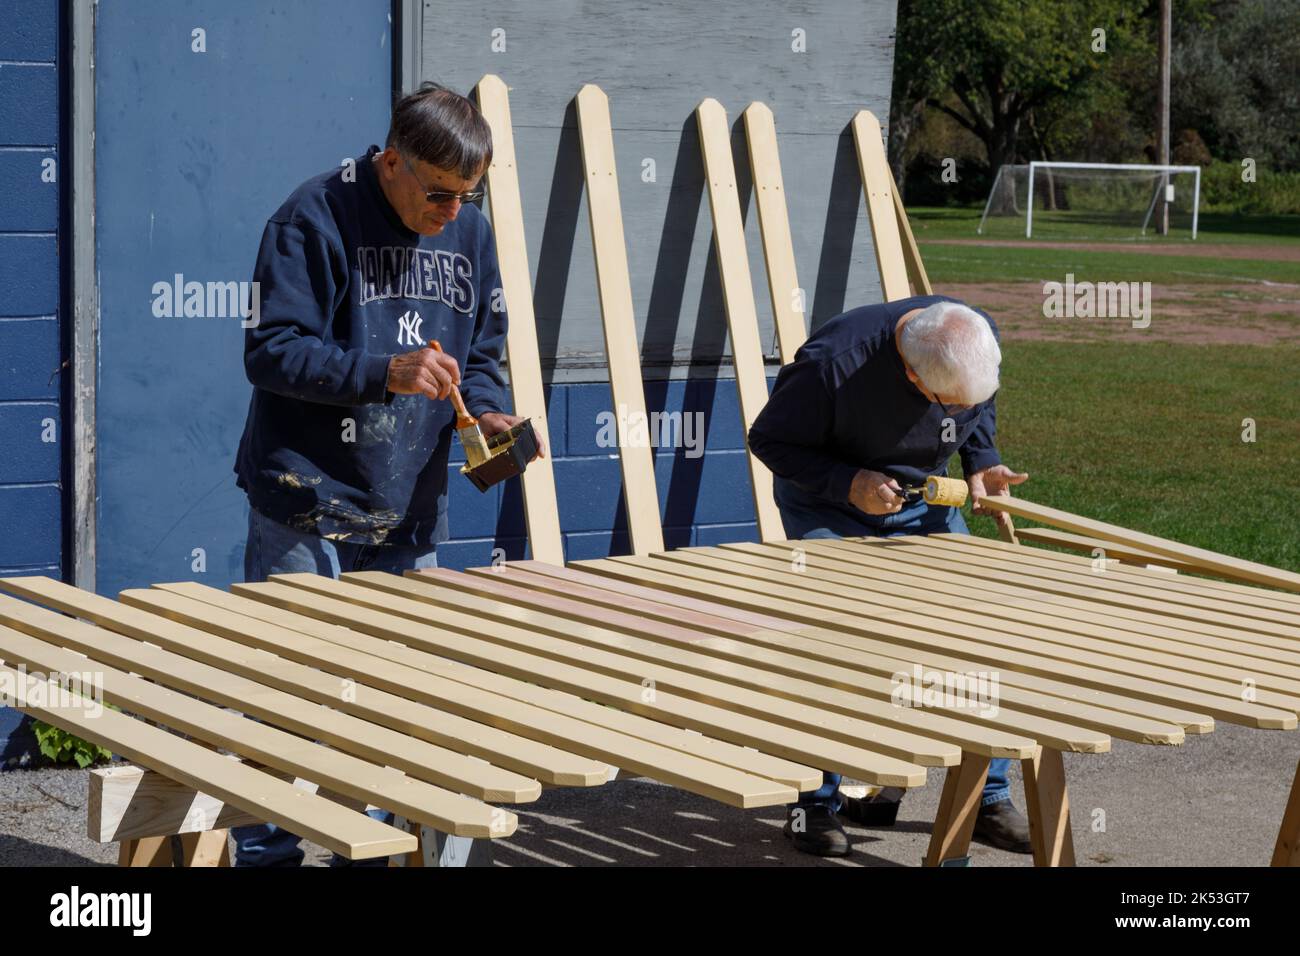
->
xmin=775 ymin=487 xmax=1012 ymax=814
xmin=232 ymin=506 xmax=438 ymax=867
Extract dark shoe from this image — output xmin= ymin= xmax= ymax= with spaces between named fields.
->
xmin=972 ymin=800 xmax=1032 ymax=854
xmin=838 ymin=787 xmax=905 ymax=827
xmin=783 ymin=805 xmax=851 ymax=857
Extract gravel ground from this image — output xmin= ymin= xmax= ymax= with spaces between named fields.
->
xmin=3 ymin=720 xmax=1296 ymax=868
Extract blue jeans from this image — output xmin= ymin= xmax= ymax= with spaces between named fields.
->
xmin=776 ymin=491 xmax=1012 ymax=814
xmin=232 ymin=505 xmax=438 ymax=867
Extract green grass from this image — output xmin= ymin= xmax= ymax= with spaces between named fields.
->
xmin=919 ymin=244 xmax=1300 ymax=285
xmin=959 ymin=340 xmax=1300 ymax=574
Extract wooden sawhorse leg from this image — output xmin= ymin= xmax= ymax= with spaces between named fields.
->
xmin=925 ymin=753 xmax=989 ymax=866
xmin=1271 ymin=757 xmax=1300 ymax=866
xmin=1021 ymin=746 xmax=1075 ymax=867
xmin=118 ymin=830 xmax=232 ymax=867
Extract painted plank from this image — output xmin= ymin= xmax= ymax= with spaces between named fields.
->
xmin=0 ymin=661 xmax=415 ymax=861
xmin=890 ymin=164 xmax=933 ymax=296
xmin=574 ymin=84 xmax=663 ymax=554
xmin=696 ymin=98 xmax=784 ymax=542
xmin=473 ymin=73 xmax=565 ymax=565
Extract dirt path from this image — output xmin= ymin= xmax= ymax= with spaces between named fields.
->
xmin=926 ymin=239 xmax=1300 ymax=262
xmin=940 ymin=281 xmax=1300 ymax=345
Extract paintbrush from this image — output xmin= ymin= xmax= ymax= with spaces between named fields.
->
xmin=428 ymin=339 xmax=491 ymax=468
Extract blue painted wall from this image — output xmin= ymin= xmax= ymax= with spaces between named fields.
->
xmin=92 ymin=0 xmax=394 ymax=599
xmin=0 ymin=0 xmax=61 ymax=764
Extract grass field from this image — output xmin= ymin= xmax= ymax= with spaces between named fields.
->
xmin=913 ymin=208 xmax=1300 ymax=573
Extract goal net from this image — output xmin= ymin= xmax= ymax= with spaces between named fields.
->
xmin=978 ymin=162 xmax=1201 ymax=240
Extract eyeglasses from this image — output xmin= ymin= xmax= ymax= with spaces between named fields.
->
xmin=401 ymin=154 xmax=484 ymax=206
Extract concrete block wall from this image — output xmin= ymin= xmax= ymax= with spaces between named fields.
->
xmin=0 ymin=0 xmax=62 ymax=764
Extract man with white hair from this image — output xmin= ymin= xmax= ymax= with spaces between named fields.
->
xmin=748 ymin=295 xmax=1029 ymax=858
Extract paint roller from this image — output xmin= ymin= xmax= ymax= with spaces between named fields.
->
xmin=898 ymin=475 xmax=969 ymax=508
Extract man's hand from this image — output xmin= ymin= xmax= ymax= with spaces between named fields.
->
xmin=478 ymin=411 xmax=547 ymax=461
xmin=387 ymin=348 xmax=461 ymax=401
xmin=967 ymin=464 xmax=1029 ymax=533
xmin=849 ymin=469 xmax=904 ymax=515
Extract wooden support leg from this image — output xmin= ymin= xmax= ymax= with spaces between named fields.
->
xmin=178 ymin=829 xmax=232 ymax=867
xmin=925 ymin=752 xmax=989 ymax=866
xmin=1271 ymin=757 xmax=1300 ymax=866
xmin=118 ymin=836 xmax=174 ymax=867
xmin=1021 ymin=746 xmax=1075 ymax=867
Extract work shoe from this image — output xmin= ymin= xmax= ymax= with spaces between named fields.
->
xmin=972 ymin=800 xmax=1032 ymax=854
xmin=838 ymin=787 xmax=905 ymax=827
xmin=783 ymin=805 xmax=851 ymax=857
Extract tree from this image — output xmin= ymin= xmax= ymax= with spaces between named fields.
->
xmin=891 ymin=0 xmax=1149 ymax=174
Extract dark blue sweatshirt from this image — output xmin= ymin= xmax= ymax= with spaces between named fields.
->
xmin=234 ymin=145 xmax=508 ymax=547
xmin=748 ymin=294 xmax=1001 ymax=516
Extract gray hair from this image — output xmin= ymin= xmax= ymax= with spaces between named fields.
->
xmin=896 ymin=301 xmax=1001 ymax=405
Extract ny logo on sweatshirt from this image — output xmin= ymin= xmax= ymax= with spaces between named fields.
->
xmin=356 ymin=246 xmax=476 ymax=314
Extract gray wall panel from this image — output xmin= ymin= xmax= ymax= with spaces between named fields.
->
xmin=420 ymin=0 xmax=898 ymax=380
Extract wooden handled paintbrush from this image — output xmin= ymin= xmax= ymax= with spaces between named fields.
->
xmin=428 ymin=340 xmax=491 ymax=468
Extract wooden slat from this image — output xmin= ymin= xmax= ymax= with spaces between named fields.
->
xmin=958 ymin=531 xmax=1300 ymax=612
xmin=366 ymin=569 xmax=1063 ymax=756
xmin=1017 ymin=527 xmax=1201 ymax=574
xmin=104 ymin=584 xmax=807 ymax=807
xmin=243 ymin=575 xmax=929 ymax=787
xmin=976 ymin=495 xmax=1300 ymax=594
xmin=574 ymin=556 xmax=1297 ymax=727
xmin=696 ymin=97 xmax=784 ymax=542
xmin=884 ymin=536 xmax=1300 ymax=636
xmin=890 ymin=164 xmax=933 ymax=296
xmin=758 ymin=540 xmax=1300 ymax=666
xmin=0 ymin=661 xmax=415 ymax=861
xmin=473 ymin=73 xmax=564 ymax=565
xmin=468 ymin=562 xmax=1213 ymax=736
xmin=574 ymin=83 xmax=663 ymax=554
xmin=850 ymin=110 xmax=909 ymax=301
xmin=0 ymin=623 xmax=518 ymax=839
xmin=152 ymin=582 xmax=818 ymax=797
xmin=741 ymin=101 xmax=806 ymax=362
xmin=662 ymin=546 xmax=1300 ymax=693
xmin=0 ymin=580 xmax=601 ymax=791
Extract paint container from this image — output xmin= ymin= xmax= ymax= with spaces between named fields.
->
xmin=460 ymin=419 xmax=540 ymax=492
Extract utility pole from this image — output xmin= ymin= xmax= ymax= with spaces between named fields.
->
xmin=1157 ymin=0 xmax=1172 ymax=235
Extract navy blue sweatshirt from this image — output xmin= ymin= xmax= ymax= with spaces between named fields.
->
xmin=748 ymin=294 xmax=1001 ymax=514
xmin=234 ymin=145 xmax=508 ymax=547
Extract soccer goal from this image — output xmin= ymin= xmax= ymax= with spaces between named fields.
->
xmin=978 ymin=162 xmax=1201 ymax=240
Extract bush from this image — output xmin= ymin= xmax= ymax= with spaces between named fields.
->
xmin=1199 ymin=160 xmax=1300 ymax=215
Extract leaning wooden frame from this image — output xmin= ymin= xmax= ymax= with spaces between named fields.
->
xmin=2 ymin=76 xmax=1296 ymax=869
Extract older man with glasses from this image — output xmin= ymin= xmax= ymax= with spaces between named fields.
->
xmin=230 ymin=82 xmax=541 ymax=867
xmin=748 ymin=296 xmax=1029 ymax=858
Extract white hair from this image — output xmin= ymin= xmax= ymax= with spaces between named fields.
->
xmin=896 ymin=301 xmax=1001 ymax=404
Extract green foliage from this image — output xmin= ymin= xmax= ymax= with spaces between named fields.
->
xmin=1200 ymin=161 xmax=1300 ymax=215
xmin=32 ymin=720 xmax=114 ymax=769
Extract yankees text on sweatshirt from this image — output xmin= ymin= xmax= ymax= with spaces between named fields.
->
xmin=747 ymin=294 xmax=1002 ymax=519
xmin=234 ymin=145 xmax=508 ymax=547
